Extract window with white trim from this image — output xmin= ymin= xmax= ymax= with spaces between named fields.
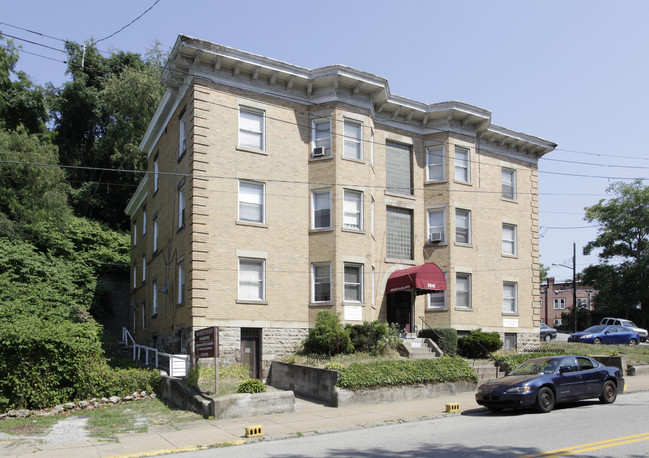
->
xmin=153 ymin=217 xmax=158 ymax=252
xmin=386 ymin=206 xmax=413 ymax=259
xmin=178 ymin=190 xmax=185 ymax=229
xmin=177 ymin=261 xmax=185 ymax=305
xmin=454 ymin=146 xmax=470 ymax=182
xmin=179 ymin=111 xmax=187 ymax=157
xmin=239 ymin=107 xmax=264 ymax=150
xmin=142 ymin=255 xmax=146 ymax=283
xmin=311 ymin=189 xmax=331 ymax=229
xmin=370 ymin=195 xmax=375 ymax=237
xmin=132 ymin=306 xmax=137 ymax=333
xmin=152 ymin=280 xmax=158 ymax=316
xmin=344 ymin=263 xmax=363 ymax=303
xmin=312 ymin=119 xmax=331 ymax=157
xmin=312 ymin=262 xmax=331 ymax=303
xmin=238 ymin=258 xmax=265 ymax=301
xmin=239 ymin=181 xmax=265 ymax=223
xmin=455 ymin=209 xmax=471 ymax=244
xmin=502 ymin=168 xmax=516 ymax=200
xmin=370 ymin=128 xmax=375 ymax=167
xmin=133 ymin=221 xmax=137 ymax=246
xmin=426 ymin=146 xmax=445 ymax=181
xmin=428 ymin=273 xmax=447 ymax=309
xmin=142 ymin=302 xmax=147 ymax=329
xmin=554 ymin=298 xmax=566 ymax=310
xmin=503 ymin=282 xmax=517 ymax=313
xmin=343 ymin=120 xmax=362 ymax=160
xmin=502 ymin=224 xmax=517 ymax=255
xmin=386 ymin=141 xmax=413 ymax=194
xmin=456 ymin=273 xmax=471 ymax=309
xmin=133 ymin=263 xmax=137 ymax=289
xmin=427 ymin=209 xmax=446 ymax=243
xmin=153 ymin=156 xmax=159 ymax=192
xmin=142 ymin=210 xmax=146 ymax=235
xmin=343 ymin=189 xmax=363 ymax=230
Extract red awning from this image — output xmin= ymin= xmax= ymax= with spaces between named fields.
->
xmin=385 ymin=263 xmax=446 ymax=295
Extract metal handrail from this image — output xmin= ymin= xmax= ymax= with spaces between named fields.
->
xmin=121 ymin=327 xmax=189 ymax=376
xmin=418 ymin=316 xmax=444 ymax=343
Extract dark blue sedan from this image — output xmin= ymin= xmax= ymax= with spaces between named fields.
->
xmin=568 ymin=325 xmax=640 ymax=345
xmin=475 ymin=355 xmax=624 ymax=413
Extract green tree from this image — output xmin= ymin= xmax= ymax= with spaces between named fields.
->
xmin=583 ymin=179 xmax=649 ymax=326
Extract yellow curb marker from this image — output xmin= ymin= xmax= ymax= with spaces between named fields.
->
xmin=445 ymin=403 xmax=460 ymax=413
xmin=245 ymin=425 xmax=264 ymax=437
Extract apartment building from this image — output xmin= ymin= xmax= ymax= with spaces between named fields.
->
xmin=126 ymin=35 xmax=556 ymax=378
xmin=540 ymin=277 xmax=597 ymax=329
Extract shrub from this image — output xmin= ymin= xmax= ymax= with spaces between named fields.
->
xmin=302 ymin=311 xmax=353 ymax=356
xmin=457 ymin=329 xmax=502 ymax=359
xmin=324 ymin=362 xmax=345 ymax=371
xmin=418 ymin=328 xmax=458 ymax=356
xmin=237 ymin=379 xmax=266 ymax=394
xmin=346 ymin=321 xmax=389 ymax=355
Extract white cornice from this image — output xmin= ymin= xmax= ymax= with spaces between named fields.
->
xmin=125 ymin=175 xmax=148 ymax=217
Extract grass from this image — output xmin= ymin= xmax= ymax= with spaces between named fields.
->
xmin=191 ymin=362 xmax=252 ymax=397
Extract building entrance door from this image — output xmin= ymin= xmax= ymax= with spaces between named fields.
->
xmin=241 ymin=328 xmax=261 ymax=379
xmin=387 ymin=291 xmax=413 ymax=333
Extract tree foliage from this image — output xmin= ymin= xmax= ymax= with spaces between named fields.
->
xmin=583 ymin=180 xmax=649 ymax=325
xmin=302 ymin=311 xmax=354 ymax=356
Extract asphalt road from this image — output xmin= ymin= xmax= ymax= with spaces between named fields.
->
xmin=172 ymin=391 xmax=649 ymax=457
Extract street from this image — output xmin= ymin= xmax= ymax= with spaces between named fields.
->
xmin=172 ymin=391 xmax=649 ymax=457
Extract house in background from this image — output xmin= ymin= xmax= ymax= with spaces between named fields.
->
xmin=540 ymin=277 xmax=597 ymax=329
xmin=125 ymin=35 xmax=556 ymax=378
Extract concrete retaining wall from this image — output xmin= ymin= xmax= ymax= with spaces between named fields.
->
xmin=158 ymin=376 xmax=212 ymax=417
xmin=334 ymin=381 xmax=477 ymax=407
xmin=268 ymin=362 xmax=339 ymax=405
xmin=212 ymin=391 xmax=295 ymax=419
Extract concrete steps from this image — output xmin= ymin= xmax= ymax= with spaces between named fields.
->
xmin=464 ymin=359 xmax=505 ymax=380
xmin=401 ymin=337 xmax=443 ymax=360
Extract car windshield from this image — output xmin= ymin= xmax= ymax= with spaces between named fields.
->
xmin=509 ymin=358 xmax=559 ymax=376
xmin=620 ymin=320 xmax=637 ymax=328
xmin=583 ymin=325 xmax=607 ymax=333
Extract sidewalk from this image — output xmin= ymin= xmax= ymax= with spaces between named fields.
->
xmin=3 ymin=374 xmax=649 ymax=458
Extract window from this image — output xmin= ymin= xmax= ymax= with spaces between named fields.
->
xmin=312 ymin=119 xmax=331 ymax=157
xmin=554 ymin=318 xmax=563 ymax=327
xmin=503 ymin=282 xmax=517 ymax=313
xmin=454 ymin=146 xmax=470 ymax=182
xmin=142 ymin=302 xmax=147 ymax=329
xmin=154 ymin=157 xmax=159 ymax=192
xmin=177 ymin=262 xmax=185 ymax=305
xmin=577 ymin=298 xmax=588 ymax=309
xmin=312 ymin=263 xmax=331 ymax=302
xmin=456 ymin=273 xmax=471 ymax=309
xmin=239 ymin=181 xmax=265 ymax=223
xmin=142 ymin=210 xmax=146 ymax=235
xmin=311 ymin=189 xmax=331 ymax=229
xmin=133 ymin=263 xmax=137 ymax=289
xmin=386 ymin=207 xmax=413 ymax=259
xmin=178 ymin=190 xmax=185 ymax=229
xmin=343 ymin=190 xmax=363 ymax=230
xmin=386 ymin=141 xmax=413 ymax=194
xmin=133 ymin=221 xmax=137 ymax=246
xmin=343 ymin=120 xmax=362 ymax=160
xmin=370 ymin=128 xmax=375 ymax=167
xmin=239 ymin=259 xmax=265 ymax=301
xmin=428 ymin=273 xmax=447 ymax=309
xmin=502 ymin=168 xmax=516 ymax=200
xmin=179 ymin=111 xmax=187 ymax=157
xmin=239 ymin=108 xmax=264 ymax=150
xmin=344 ymin=263 xmax=363 ymax=303
xmin=152 ymin=280 xmax=158 ymax=316
xmin=132 ymin=306 xmax=137 ymax=333
xmin=554 ymin=298 xmax=566 ymax=310
xmin=370 ymin=196 xmax=375 ymax=237
xmin=427 ymin=209 xmax=446 ymax=243
xmin=153 ymin=218 xmax=158 ymax=252
xmin=504 ymin=333 xmax=517 ymax=350
xmin=502 ymin=224 xmax=517 ymax=255
xmin=455 ymin=209 xmax=471 ymax=244
xmin=426 ymin=146 xmax=445 ymax=181
xmin=142 ymin=255 xmax=146 ymax=283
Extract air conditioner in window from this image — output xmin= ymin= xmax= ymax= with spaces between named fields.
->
xmin=428 ymin=232 xmax=442 ymax=243
xmin=312 ymin=146 xmax=325 ymax=157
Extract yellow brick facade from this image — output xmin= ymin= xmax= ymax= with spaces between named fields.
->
xmin=126 ymin=36 xmax=556 ymax=377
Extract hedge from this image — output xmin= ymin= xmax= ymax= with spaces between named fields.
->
xmin=418 ymin=328 xmax=458 ymax=355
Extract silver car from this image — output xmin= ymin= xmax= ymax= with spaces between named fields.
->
xmin=600 ymin=317 xmax=647 ymax=342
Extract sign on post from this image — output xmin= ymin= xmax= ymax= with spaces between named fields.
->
xmin=195 ymin=327 xmax=218 ymax=359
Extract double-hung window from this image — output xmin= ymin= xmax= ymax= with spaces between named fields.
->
xmin=456 ymin=273 xmax=471 ymax=309
xmin=152 ymin=280 xmax=158 ymax=316
xmin=428 ymin=273 xmax=447 ymax=309
xmin=153 ymin=217 xmax=158 ymax=252
xmin=142 ymin=302 xmax=146 ymax=329
xmin=343 ymin=120 xmax=362 ymax=160
xmin=503 ymin=282 xmax=517 ymax=314
xmin=312 ymin=189 xmax=331 ymax=229
xmin=427 ymin=209 xmax=445 ymax=243
xmin=239 ymin=181 xmax=265 ymax=223
xmin=455 ymin=209 xmax=471 ymax=244
xmin=142 ymin=211 xmax=146 ymax=236
xmin=344 ymin=263 xmax=363 ymax=303
xmin=386 ymin=207 xmax=413 ymax=260
xmin=554 ymin=298 xmax=566 ymax=310
xmin=177 ymin=261 xmax=185 ymax=305
xmin=454 ymin=146 xmax=470 ymax=182
xmin=312 ymin=263 xmax=332 ymax=303
xmin=239 ymin=107 xmax=264 ymax=151
xmin=238 ymin=258 xmax=265 ymax=301
xmin=343 ymin=189 xmax=363 ymax=230
xmin=178 ymin=190 xmax=185 ymax=229
xmin=426 ymin=146 xmax=445 ymax=181
xmin=142 ymin=255 xmax=146 ymax=283
xmin=133 ymin=263 xmax=137 ymax=289
xmin=153 ymin=156 xmax=159 ymax=192
xmin=386 ymin=141 xmax=413 ymax=194
xmin=502 ymin=168 xmax=516 ymax=200
xmin=179 ymin=111 xmax=187 ymax=157
xmin=312 ymin=119 xmax=331 ymax=157
xmin=502 ymin=224 xmax=517 ymax=255
xmin=133 ymin=221 xmax=137 ymax=246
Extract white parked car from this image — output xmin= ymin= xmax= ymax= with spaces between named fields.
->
xmin=600 ymin=317 xmax=648 ymax=342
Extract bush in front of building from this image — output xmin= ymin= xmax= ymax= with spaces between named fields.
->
xmin=336 ymin=356 xmax=478 ymax=390
xmin=457 ymin=329 xmax=503 ymax=359
xmin=237 ymin=379 xmax=266 ymax=394
xmin=301 ymin=311 xmax=354 ymax=356
xmin=345 ymin=321 xmax=392 ymax=355
xmin=418 ymin=328 xmax=458 ymax=356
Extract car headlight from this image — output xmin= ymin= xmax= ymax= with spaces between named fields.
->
xmin=582 ymin=334 xmax=592 ymax=339
xmin=505 ymin=386 xmax=531 ymax=394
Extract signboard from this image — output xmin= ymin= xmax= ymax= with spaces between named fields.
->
xmin=194 ymin=327 xmax=218 ymax=358
xmin=503 ymin=319 xmax=519 ymax=328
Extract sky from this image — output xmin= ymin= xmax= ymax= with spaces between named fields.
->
xmin=2 ymin=0 xmax=648 ymax=282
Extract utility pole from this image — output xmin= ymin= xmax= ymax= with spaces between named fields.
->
xmin=572 ymin=242 xmax=577 ymax=333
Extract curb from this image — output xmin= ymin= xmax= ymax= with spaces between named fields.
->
xmin=107 ymin=440 xmax=246 ymax=458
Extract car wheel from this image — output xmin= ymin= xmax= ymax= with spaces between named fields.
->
xmin=628 ymin=338 xmax=638 ymax=345
xmin=600 ymin=380 xmax=617 ymax=404
xmin=535 ymin=387 xmax=555 ymax=413
xmin=593 ymin=337 xmax=602 ymax=345
xmin=544 ymin=334 xmax=552 ymax=342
